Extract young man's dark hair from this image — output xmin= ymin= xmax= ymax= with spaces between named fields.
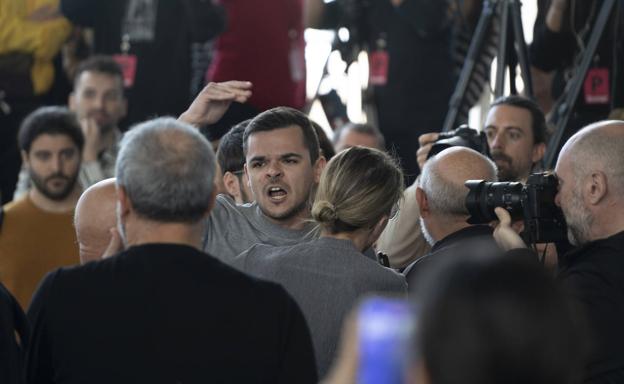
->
xmin=217 ymin=120 xmax=250 ymax=174
xmin=414 ymin=254 xmax=586 ymax=384
xmin=311 ymin=120 xmax=335 ymax=160
xmin=490 ymin=95 xmax=548 ymax=144
xmin=17 ymin=106 xmax=84 ymax=153
xmin=243 ymin=107 xmax=320 ymax=163
xmin=72 ymin=55 xmax=124 ymax=87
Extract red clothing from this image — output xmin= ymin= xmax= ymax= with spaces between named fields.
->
xmin=207 ymin=0 xmax=306 ymax=111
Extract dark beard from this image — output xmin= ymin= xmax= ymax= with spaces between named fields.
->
xmin=30 ymin=171 xmax=79 ymax=201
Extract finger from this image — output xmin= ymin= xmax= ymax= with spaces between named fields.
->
xmin=494 ymin=207 xmax=512 ymax=227
xmin=221 ymin=80 xmax=253 ymax=90
xmin=418 ymin=132 xmax=439 ymax=146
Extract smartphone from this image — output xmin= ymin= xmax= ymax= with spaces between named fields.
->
xmin=356 ymin=296 xmax=415 ymax=384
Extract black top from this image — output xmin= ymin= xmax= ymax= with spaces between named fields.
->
xmin=26 ymin=243 xmax=317 ymax=384
xmin=557 ymin=231 xmax=624 ymax=383
xmin=404 ymin=225 xmax=498 ymax=287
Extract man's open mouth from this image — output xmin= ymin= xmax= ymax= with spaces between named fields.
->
xmin=268 ymin=186 xmax=287 ymax=201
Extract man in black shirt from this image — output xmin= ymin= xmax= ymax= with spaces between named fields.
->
xmin=494 ymin=120 xmax=624 ymax=383
xmin=403 ymin=147 xmax=499 ymax=285
xmin=26 ymin=117 xmax=317 ymax=384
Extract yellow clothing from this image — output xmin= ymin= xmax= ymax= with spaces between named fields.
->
xmin=0 ymin=0 xmax=71 ymax=94
xmin=0 ymin=195 xmax=79 ymax=310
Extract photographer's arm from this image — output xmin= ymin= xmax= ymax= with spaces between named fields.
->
xmin=416 ymin=132 xmax=439 ymax=171
xmin=178 ymin=81 xmax=252 ymax=128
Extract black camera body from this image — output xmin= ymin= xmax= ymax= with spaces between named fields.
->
xmin=465 ymin=172 xmax=567 ymax=244
xmin=428 ymin=125 xmax=490 ymax=159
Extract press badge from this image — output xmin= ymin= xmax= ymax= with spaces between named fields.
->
xmin=369 ymin=50 xmax=389 ymax=86
xmin=113 ymin=54 xmax=138 ymax=87
xmin=584 ymin=67 xmax=610 ymax=104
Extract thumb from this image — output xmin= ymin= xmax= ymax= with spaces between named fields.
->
xmin=494 ymin=207 xmax=512 ymax=227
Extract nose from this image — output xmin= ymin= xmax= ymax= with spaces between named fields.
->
xmin=50 ymin=153 xmax=63 ymax=173
xmin=490 ymin=132 xmax=505 ymax=150
xmin=266 ymin=160 xmax=283 ymax=179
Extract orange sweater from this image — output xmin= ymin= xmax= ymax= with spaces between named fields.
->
xmin=0 ymin=196 xmax=79 ymax=310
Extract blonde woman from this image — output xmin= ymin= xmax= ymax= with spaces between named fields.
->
xmin=232 ymin=146 xmax=407 ymax=378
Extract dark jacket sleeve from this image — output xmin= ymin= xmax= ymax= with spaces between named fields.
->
xmin=395 ymin=0 xmax=452 ymax=38
xmin=529 ymin=2 xmax=577 ymax=72
xmin=60 ymin=0 xmax=101 ymax=27
xmin=274 ymin=286 xmax=318 ymax=384
xmin=181 ymin=0 xmax=226 ymax=42
xmin=25 ymin=271 xmax=59 ymax=384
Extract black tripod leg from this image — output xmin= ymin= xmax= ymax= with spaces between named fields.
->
xmin=510 ymin=0 xmax=533 ymax=98
xmin=544 ymin=0 xmax=617 ymax=168
xmin=443 ymin=0 xmax=498 ymax=131
xmin=495 ymin=0 xmax=509 ymax=97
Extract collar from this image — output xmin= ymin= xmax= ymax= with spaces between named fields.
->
xmin=562 ymin=230 xmax=624 ymax=264
xmin=432 ymin=225 xmax=494 ymax=253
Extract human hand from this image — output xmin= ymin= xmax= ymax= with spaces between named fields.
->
xmin=416 ymin=132 xmax=439 ymax=170
xmin=102 ymin=227 xmax=124 ymax=259
xmin=80 ymin=117 xmax=101 ymax=162
xmin=493 ymin=207 xmax=527 ymax=250
xmin=178 ymin=81 xmax=252 ymax=127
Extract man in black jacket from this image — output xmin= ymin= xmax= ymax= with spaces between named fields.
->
xmin=403 ymin=146 xmax=499 ymax=286
xmin=26 ymin=117 xmax=317 ymax=384
xmin=494 ymin=120 xmax=624 ymax=383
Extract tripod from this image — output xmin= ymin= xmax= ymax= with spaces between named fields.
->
xmin=443 ymin=0 xmax=533 ymax=132
xmin=543 ymin=0 xmax=619 ymax=168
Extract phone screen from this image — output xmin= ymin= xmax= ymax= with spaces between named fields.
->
xmin=357 ymin=297 xmax=415 ymax=384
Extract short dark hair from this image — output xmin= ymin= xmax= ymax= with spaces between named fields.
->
xmin=333 ymin=122 xmax=386 ymax=149
xmin=490 ymin=95 xmax=547 ymax=144
xmin=311 ymin=120 xmax=336 ymax=160
xmin=217 ymin=119 xmax=250 ymax=174
xmin=18 ymin=106 xmax=84 ymax=153
xmin=73 ymin=55 xmax=124 ymax=88
xmin=415 ymin=254 xmax=586 ymax=384
xmin=243 ymin=107 xmax=320 ymax=163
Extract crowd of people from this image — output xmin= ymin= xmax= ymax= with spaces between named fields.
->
xmin=1 ymin=1 xmax=624 ymax=384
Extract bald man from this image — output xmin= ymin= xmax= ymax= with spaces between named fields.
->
xmin=74 ymin=178 xmax=117 ymax=264
xmin=495 ymin=120 xmax=624 ymax=383
xmin=403 ymin=147 xmax=499 ymax=285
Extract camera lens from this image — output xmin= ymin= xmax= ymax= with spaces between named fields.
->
xmin=465 ymin=180 xmax=524 ymax=224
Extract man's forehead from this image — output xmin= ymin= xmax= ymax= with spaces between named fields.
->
xmin=75 ymin=71 xmax=123 ymax=91
xmin=31 ymin=134 xmax=76 ymax=149
xmin=246 ymin=126 xmax=308 ymax=155
xmin=486 ymin=105 xmax=533 ymax=132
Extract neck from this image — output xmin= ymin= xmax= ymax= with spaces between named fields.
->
xmin=99 ymin=127 xmax=118 ymax=153
xmin=591 ymin=203 xmax=624 ymax=241
xmin=29 ymin=184 xmax=82 ymax=213
xmin=427 ymin=216 xmax=472 ymax=244
xmin=124 ymin=218 xmax=205 ymax=250
xmin=266 ymin=209 xmax=310 ymax=231
xmin=320 ymin=229 xmax=371 ymax=252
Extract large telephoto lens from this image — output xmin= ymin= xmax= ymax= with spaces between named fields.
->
xmin=465 ymin=180 xmax=524 ymax=224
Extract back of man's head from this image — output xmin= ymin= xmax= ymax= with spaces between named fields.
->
xmin=18 ymin=106 xmax=84 ymax=154
xmin=243 ymin=106 xmax=320 ymax=163
xmin=413 ymin=254 xmax=586 ymax=384
xmin=75 ymin=178 xmax=117 ymax=264
xmin=116 ymin=118 xmax=215 ymax=223
xmin=490 ymin=95 xmax=547 ymax=145
xmin=333 ymin=122 xmax=386 ymax=152
xmin=419 ymin=147 xmax=497 ymax=220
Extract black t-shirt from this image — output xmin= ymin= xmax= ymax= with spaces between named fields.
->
xmin=26 ymin=243 xmax=317 ymax=384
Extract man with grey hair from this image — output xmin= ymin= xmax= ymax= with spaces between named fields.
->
xmin=494 ymin=120 xmax=624 ymax=383
xmin=403 ymin=146 xmax=499 ymax=286
xmin=26 ymin=117 xmax=318 ymax=383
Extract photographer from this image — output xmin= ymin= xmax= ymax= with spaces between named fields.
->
xmin=377 ymin=95 xmax=547 ymax=268
xmin=493 ymin=120 xmax=624 ymax=383
xmin=402 ymin=147 xmax=499 ymax=286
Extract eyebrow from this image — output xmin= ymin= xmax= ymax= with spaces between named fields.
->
xmin=249 ymin=153 xmax=303 ymax=163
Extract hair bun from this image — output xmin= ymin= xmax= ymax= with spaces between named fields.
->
xmin=312 ymin=200 xmax=338 ymax=223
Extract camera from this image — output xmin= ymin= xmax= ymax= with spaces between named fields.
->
xmin=428 ymin=125 xmax=490 ymax=159
xmin=464 ymin=172 xmax=567 ymax=244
